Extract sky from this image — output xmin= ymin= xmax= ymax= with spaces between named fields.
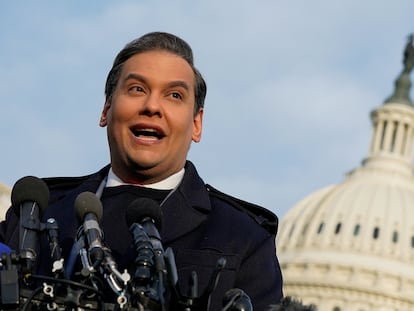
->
xmin=1 ymin=1 xmax=413 ymax=218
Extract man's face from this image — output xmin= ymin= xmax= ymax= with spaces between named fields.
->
xmin=100 ymin=50 xmax=203 ymax=184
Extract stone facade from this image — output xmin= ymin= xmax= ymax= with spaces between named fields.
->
xmin=0 ymin=182 xmax=11 ymax=220
xmin=277 ymin=37 xmax=414 ymax=311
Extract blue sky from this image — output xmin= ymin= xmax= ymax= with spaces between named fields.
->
xmin=1 ymin=1 xmax=413 ymax=218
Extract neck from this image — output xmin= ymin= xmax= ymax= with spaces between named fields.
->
xmin=107 ymin=167 xmax=185 ymax=190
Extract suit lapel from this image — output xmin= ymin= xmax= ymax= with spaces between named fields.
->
xmin=161 ymin=161 xmax=211 ymax=244
xmin=43 ymin=163 xmax=210 ymax=248
xmin=42 ymin=167 xmax=109 ymax=249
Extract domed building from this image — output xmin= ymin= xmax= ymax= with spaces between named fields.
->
xmin=277 ymin=36 xmax=414 ymax=310
xmin=0 ymin=182 xmax=11 ymax=220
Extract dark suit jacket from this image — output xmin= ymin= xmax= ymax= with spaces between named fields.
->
xmin=1 ymin=161 xmax=283 ymax=310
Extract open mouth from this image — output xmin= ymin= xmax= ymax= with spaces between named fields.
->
xmin=131 ymin=127 xmax=165 ymax=140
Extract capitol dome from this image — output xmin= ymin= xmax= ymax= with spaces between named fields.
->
xmin=277 ymin=36 xmax=414 ymax=310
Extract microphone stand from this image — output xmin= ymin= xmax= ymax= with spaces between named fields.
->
xmin=169 ymin=257 xmax=227 ymax=311
xmin=1 ymin=196 xmax=254 ymax=310
xmin=45 ymin=218 xmax=65 ymax=279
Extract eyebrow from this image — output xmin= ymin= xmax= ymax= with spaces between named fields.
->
xmin=123 ymin=73 xmax=190 ymax=91
xmin=123 ymin=73 xmax=147 ymax=84
xmin=166 ymin=80 xmax=190 ymax=91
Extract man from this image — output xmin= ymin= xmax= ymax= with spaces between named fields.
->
xmin=1 ymin=32 xmax=283 ymax=310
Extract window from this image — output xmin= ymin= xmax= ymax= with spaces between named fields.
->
xmin=392 ymin=231 xmax=398 ymax=243
xmin=353 ymin=224 xmax=360 ymax=236
xmin=335 ymin=222 xmax=342 ymax=234
xmin=317 ymin=222 xmax=324 ymax=234
xmin=373 ymin=227 xmax=380 ymax=239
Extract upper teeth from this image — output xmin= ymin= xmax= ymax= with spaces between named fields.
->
xmin=133 ymin=128 xmax=161 ymax=138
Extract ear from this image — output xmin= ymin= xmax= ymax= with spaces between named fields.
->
xmin=192 ymin=108 xmax=203 ymax=143
xmin=99 ymin=100 xmax=111 ymax=127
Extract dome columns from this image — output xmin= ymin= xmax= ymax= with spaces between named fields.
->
xmin=370 ymin=105 xmax=414 ymax=160
xmin=277 ymin=35 xmax=414 ymax=311
xmin=364 ymin=104 xmax=414 ymax=176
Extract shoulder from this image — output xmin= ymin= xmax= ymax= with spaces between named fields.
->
xmin=42 ymin=175 xmax=91 ymax=205
xmin=205 ymin=184 xmax=278 ymax=235
xmin=43 ymin=175 xmax=91 ymax=191
xmin=42 ymin=165 xmax=110 ymax=203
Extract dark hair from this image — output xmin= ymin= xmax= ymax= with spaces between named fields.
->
xmin=105 ymin=32 xmax=206 ymax=114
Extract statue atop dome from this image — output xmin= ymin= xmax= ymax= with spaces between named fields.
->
xmin=403 ymin=34 xmax=414 ymax=74
xmin=277 ymin=32 xmax=414 ymax=311
xmin=385 ymin=34 xmax=414 ymax=106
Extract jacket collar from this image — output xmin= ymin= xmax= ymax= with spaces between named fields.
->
xmin=46 ymin=161 xmax=211 ymax=244
xmin=160 ymin=161 xmax=211 ymax=243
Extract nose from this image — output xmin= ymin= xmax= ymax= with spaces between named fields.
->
xmin=141 ymin=93 xmax=161 ymax=117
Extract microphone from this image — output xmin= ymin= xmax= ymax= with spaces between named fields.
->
xmin=75 ymin=191 xmax=130 ymax=295
xmin=126 ymin=198 xmax=164 ymax=267
xmin=126 ymin=216 xmax=155 ymax=283
xmin=266 ymin=296 xmax=317 ymax=311
xmin=74 ymin=191 xmax=105 ymax=269
xmin=222 ymin=288 xmax=253 ymax=311
xmin=11 ymin=176 xmax=50 ymax=274
xmin=126 ymin=198 xmax=163 ymax=252
xmin=126 ymin=198 xmax=166 ymax=308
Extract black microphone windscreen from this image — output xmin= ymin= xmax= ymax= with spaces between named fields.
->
xmin=11 ymin=176 xmax=50 ymax=214
xmin=223 ymin=288 xmax=253 ymax=311
xmin=126 ymin=198 xmax=162 ymax=231
xmin=74 ymin=192 xmax=103 ymax=222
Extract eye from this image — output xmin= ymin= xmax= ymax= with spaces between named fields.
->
xmin=170 ymin=92 xmax=183 ymax=100
xmin=128 ymin=85 xmax=145 ymax=94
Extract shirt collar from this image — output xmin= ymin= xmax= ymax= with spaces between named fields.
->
xmin=106 ymin=167 xmax=185 ymax=190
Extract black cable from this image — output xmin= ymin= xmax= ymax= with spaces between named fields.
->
xmin=30 ymin=274 xmax=104 ymax=296
xmin=20 ymin=286 xmax=43 ymax=311
xmin=30 ymin=274 xmax=109 ymax=310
